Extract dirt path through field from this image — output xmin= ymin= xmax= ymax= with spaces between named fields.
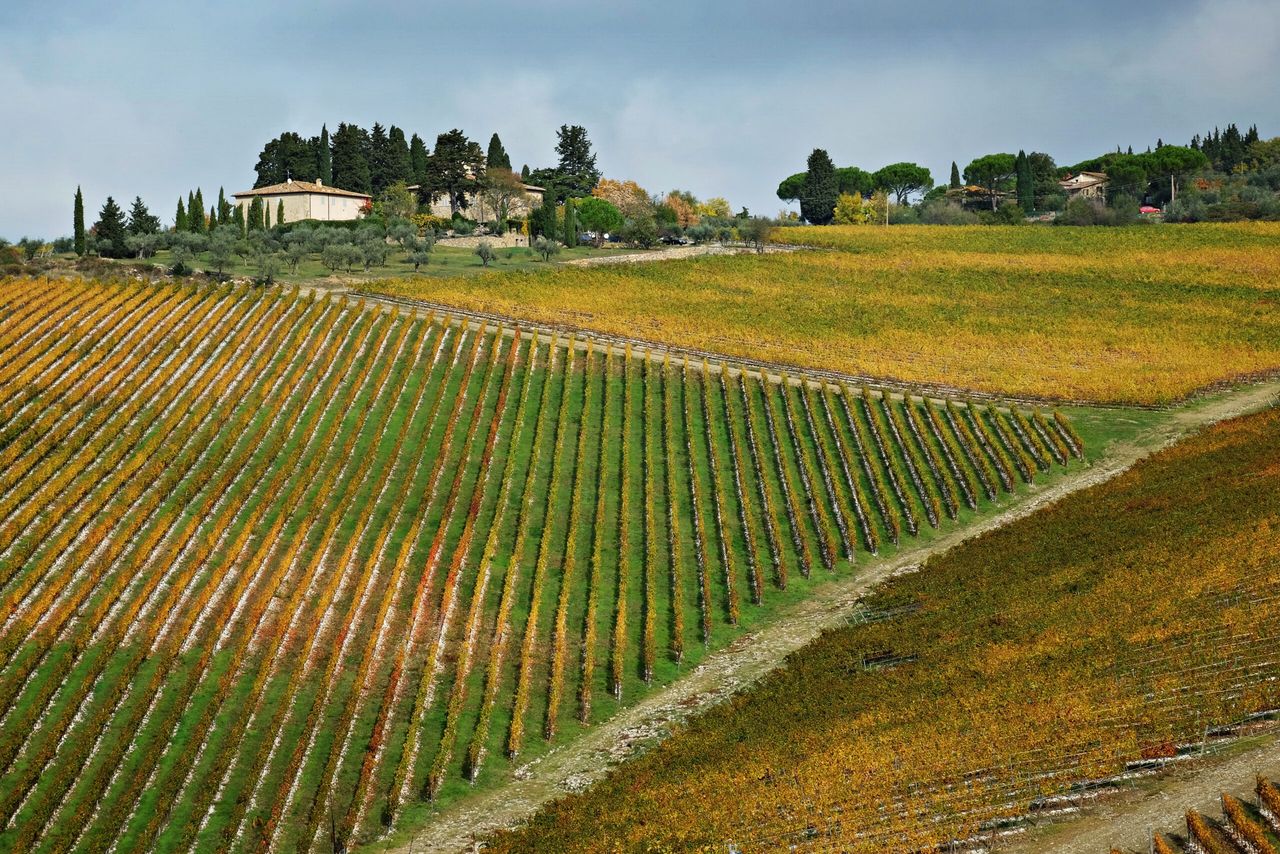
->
xmin=367 ymin=378 xmax=1280 ymax=853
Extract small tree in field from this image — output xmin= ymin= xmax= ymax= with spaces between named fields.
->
xmin=533 ymin=236 xmax=561 ymax=261
xmin=321 ymin=243 xmax=347 ymax=272
xmin=284 ymin=240 xmax=308 ymax=272
xmin=739 ymin=217 xmax=772 ymax=253
xmin=474 ymin=240 xmax=495 ymax=267
xmin=169 ymin=232 xmax=206 ymax=274
xmin=621 ymin=214 xmax=659 ymax=248
xmin=255 ymin=249 xmax=282 ymax=284
xmin=407 ymin=231 xmax=436 ymax=271
xmin=125 ymin=232 xmax=160 ymax=259
xmin=832 ymin=193 xmax=863 ymax=225
xmin=208 ymin=225 xmax=238 ymax=276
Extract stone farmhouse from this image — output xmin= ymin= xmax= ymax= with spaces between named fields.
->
xmin=406 ymin=182 xmax=547 ymax=221
xmin=232 ymin=179 xmax=371 ymax=223
xmin=1059 ymin=171 xmax=1109 ymax=200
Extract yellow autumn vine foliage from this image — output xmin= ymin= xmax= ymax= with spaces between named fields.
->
xmin=373 ymin=222 xmax=1280 ymax=405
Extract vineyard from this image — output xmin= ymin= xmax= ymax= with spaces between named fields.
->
xmin=0 ymin=278 xmax=1078 ymax=852
xmin=374 ymin=221 xmax=1280 ymax=405
xmin=1109 ymin=777 xmax=1280 ymax=854
xmin=485 ymin=404 xmax=1280 ymax=853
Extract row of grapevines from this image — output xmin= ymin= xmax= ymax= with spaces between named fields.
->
xmin=546 ymin=341 xmax=594 ymax=737
xmin=611 ymin=345 xmax=634 ymax=694
xmin=755 ymin=375 xmax=815 ymax=575
xmin=698 ymin=360 xmax=739 ymax=624
xmin=681 ymin=357 xmax=714 ymax=641
xmin=642 ymin=353 xmax=660 ymax=679
xmin=797 ymin=384 xmax=853 ymax=563
xmin=917 ymin=398 xmax=978 ymax=509
xmin=660 ymin=354 xmax=686 ymax=660
xmin=579 ymin=346 xmax=613 ymax=715
xmin=945 ymin=400 xmax=1005 ymax=495
xmin=777 ymin=378 xmax=837 ymax=570
xmin=816 ymin=387 xmax=879 ymax=556
xmin=857 ymin=386 xmax=918 ymax=536
xmin=880 ymin=394 xmax=942 ymax=527
xmin=897 ymin=397 xmax=957 ymax=519
xmin=507 ymin=337 xmax=576 ymax=759
xmin=835 ymin=387 xmax=900 ymax=545
xmin=734 ymin=370 xmax=787 ymax=587
xmin=719 ymin=368 xmax=764 ymax=603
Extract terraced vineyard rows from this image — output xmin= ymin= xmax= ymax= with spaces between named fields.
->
xmin=0 ymin=280 xmax=1079 ymax=852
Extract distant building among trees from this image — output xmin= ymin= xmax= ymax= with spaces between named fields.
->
xmin=233 ymin=179 xmax=371 ymax=224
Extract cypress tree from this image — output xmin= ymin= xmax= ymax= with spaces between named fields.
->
xmin=521 ymin=164 xmax=530 ymax=181
xmin=233 ymin=204 xmax=246 ymax=236
xmin=486 ymin=133 xmax=512 ymax=170
xmin=388 ymin=125 xmax=412 ymax=184
xmin=531 ymin=198 xmax=553 ymax=238
xmin=248 ymin=197 xmax=264 ymax=231
xmin=277 ymin=200 xmax=285 ymax=226
xmin=369 ymin=122 xmax=393 ymax=194
xmin=1015 ymin=150 xmax=1034 ymax=211
xmin=217 ymin=187 xmax=231 ymax=224
xmin=949 ymin=161 xmax=961 ymax=189
xmin=319 ymin=124 xmax=333 ymax=184
xmin=73 ymin=186 xmax=86 ymax=256
xmin=191 ymin=188 xmax=206 ymax=232
xmin=562 ymin=199 xmax=577 ymax=247
xmin=409 ymin=133 xmax=430 ymax=186
xmin=800 ymin=148 xmax=837 ymax=225
xmin=186 ymin=192 xmax=196 ymax=230
xmin=175 ymin=197 xmax=188 ymax=232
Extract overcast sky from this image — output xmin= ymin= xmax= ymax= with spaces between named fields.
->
xmin=3 ymin=0 xmax=1279 ymax=239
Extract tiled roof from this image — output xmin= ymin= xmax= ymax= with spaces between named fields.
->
xmin=1060 ymin=171 xmax=1109 ymax=188
xmin=233 ymin=180 xmax=371 ymax=199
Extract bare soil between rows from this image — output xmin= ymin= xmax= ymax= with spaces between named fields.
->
xmin=368 ymin=376 xmax=1280 ymax=852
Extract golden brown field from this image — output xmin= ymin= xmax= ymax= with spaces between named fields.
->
xmin=373 ymin=222 xmax=1280 ymax=405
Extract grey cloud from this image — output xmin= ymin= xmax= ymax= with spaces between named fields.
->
xmin=1 ymin=0 xmax=1276 ymax=238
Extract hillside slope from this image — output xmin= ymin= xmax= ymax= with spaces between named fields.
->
xmin=485 ymin=403 xmax=1280 ymax=852
xmin=374 ymin=223 xmax=1280 ymax=404
xmin=0 ymin=279 xmax=1080 ymax=853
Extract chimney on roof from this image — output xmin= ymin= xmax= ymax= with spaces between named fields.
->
xmin=316 ymin=178 xmax=323 ymax=186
